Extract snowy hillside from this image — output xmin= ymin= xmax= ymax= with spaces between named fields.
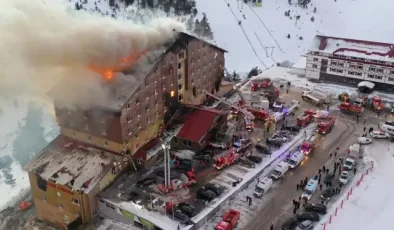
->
xmin=197 ymin=0 xmax=394 ymax=71
xmin=0 ymin=95 xmax=59 ymax=210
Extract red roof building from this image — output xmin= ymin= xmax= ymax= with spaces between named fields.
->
xmin=173 ymin=108 xmax=226 ymax=150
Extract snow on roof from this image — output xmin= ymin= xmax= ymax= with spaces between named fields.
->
xmin=358 ymin=81 xmax=375 ymax=89
xmin=292 ymin=56 xmax=307 ymax=69
xmin=24 ymin=135 xmax=123 ymax=193
xmin=310 ymin=35 xmax=394 ymax=62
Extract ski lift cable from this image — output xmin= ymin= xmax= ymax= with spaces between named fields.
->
xmin=254 ymin=31 xmax=277 ymax=64
xmin=222 ymin=0 xmax=266 ymax=67
xmin=246 ymin=3 xmax=284 ymax=53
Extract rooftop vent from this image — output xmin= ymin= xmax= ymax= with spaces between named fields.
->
xmin=319 ymin=38 xmax=328 ymax=50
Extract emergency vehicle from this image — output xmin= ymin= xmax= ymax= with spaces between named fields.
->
xmin=250 ymin=78 xmax=272 ymax=91
xmin=339 ymin=102 xmax=364 ymax=115
xmin=247 ymin=108 xmax=270 ymax=121
xmin=213 ymin=148 xmax=240 ymax=170
xmin=372 ymin=96 xmax=383 ymax=111
xmin=215 ymin=209 xmax=240 ymax=230
xmin=301 ymin=178 xmax=318 ymax=200
xmin=300 ymin=135 xmax=317 ymax=155
xmin=316 ymin=117 xmax=335 ymax=134
xmin=296 ymin=112 xmax=313 ymax=127
xmin=353 ymin=97 xmax=367 ymax=107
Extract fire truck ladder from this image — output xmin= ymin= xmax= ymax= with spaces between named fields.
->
xmin=233 ymin=85 xmax=246 ymax=102
xmin=202 ymin=90 xmax=255 ymax=120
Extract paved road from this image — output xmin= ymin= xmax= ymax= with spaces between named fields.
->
xmin=243 ymin=116 xmax=358 ymax=230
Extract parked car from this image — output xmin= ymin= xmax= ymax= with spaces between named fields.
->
xmin=203 ymin=183 xmax=225 ymax=196
xmin=247 ymin=155 xmax=263 ymax=163
xmin=295 ymin=220 xmax=314 ymax=230
xmin=358 ymin=137 xmax=372 ymax=145
xmin=137 ymin=177 xmax=156 ymax=188
xmin=255 ymin=143 xmax=271 ymax=155
xmin=339 ymin=171 xmax=350 ymax=184
xmin=127 ymin=191 xmax=140 ymax=202
xmin=285 ymin=124 xmax=302 ymax=132
xmin=295 ymin=212 xmax=320 ymax=222
xmin=304 ymin=203 xmax=327 ymax=215
xmin=173 ymin=210 xmax=190 ymax=224
xmin=282 ymin=217 xmax=298 ymax=230
xmin=370 ymin=130 xmax=390 ymax=139
xmin=273 ymin=130 xmax=291 ymax=138
xmin=321 ymin=188 xmax=336 ymax=201
xmin=323 ymin=173 xmax=334 ymax=185
xmin=177 ymin=202 xmax=196 ymax=218
xmin=197 ymin=188 xmax=217 ymax=202
xmin=271 ymin=134 xmax=288 ymax=142
xmin=343 ymin=156 xmax=357 ymax=171
xmin=239 ymin=157 xmax=256 ymax=168
xmin=266 ymin=138 xmax=283 ymax=147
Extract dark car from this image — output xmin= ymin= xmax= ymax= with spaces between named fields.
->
xmin=174 ymin=210 xmax=190 ymax=224
xmin=273 ymin=130 xmax=290 ymax=138
xmin=247 ymin=155 xmax=263 ymax=163
xmin=127 ymin=191 xmax=140 ymax=202
xmin=203 ymin=183 xmax=225 ymax=196
xmin=137 ymin=177 xmax=156 ymax=188
xmin=285 ymin=124 xmax=302 ymax=132
xmin=321 ymin=188 xmax=336 ymax=201
xmin=282 ymin=217 xmax=298 ymax=230
xmin=197 ymin=188 xmax=217 ymax=202
xmin=239 ymin=157 xmax=256 ymax=168
xmin=323 ymin=173 xmax=334 ymax=185
xmin=266 ymin=138 xmax=283 ymax=147
xmin=177 ymin=202 xmax=196 ymax=218
xmin=255 ymin=143 xmax=271 ymax=155
xmin=295 ymin=212 xmax=320 ymax=222
xmin=304 ymin=203 xmax=327 ymax=215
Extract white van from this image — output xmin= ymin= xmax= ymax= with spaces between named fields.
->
xmin=287 ymin=152 xmax=305 ymax=169
xmin=270 ymin=161 xmax=289 ymax=180
xmin=270 ymin=112 xmax=285 ymax=123
xmin=301 ymin=179 xmax=318 ymax=200
xmin=254 ymin=177 xmax=273 ymax=197
xmin=349 ymin=144 xmax=360 ymax=155
xmin=382 ymin=121 xmax=394 ymax=135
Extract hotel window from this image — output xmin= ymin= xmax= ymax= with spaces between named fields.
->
xmin=178 ymin=94 xmax=183 ymax=101
xmin=313 ymin=58 xmax=318 ymax=62
xmin=377 ymin=68 xmax=384 ymax=73
xmin=57 ymin=192 xmax=61 ymax=197
xmin=100 ymin=117 xmax=105 ymax=124
xmin=67 ymin=109 xmax=72 ymax=115
xmin=72 ymin=132 xmax=76 ymax=137
xmin=369 ymin=67 xmax=376 ymax=71
xmin=68 ymin=120 xmax=74 ymax=127
xmin=178 ymin=84 xmax=182 ymax=90
xmin=331 ymin=61 xmax=337 ymax=66
xmin=178 ymin=74 xmax=182 ymax=80
xmin=138 ymin=123 xmax=142 ymax=129
xmin=357 ymin=65 xmax=363 ymax=70
xmin=170 ymin=80 xmax=174 ymax=85
xmin=155 ymin=100 xmax=159 ymax=107
xmin=312 ymin=64 xmax=317 ymax=69
xmin=137 ymin=110 xmax=141 ymax=116
xmin=178 ymin=52 xmax=185 ymax=59
xmin=391 ymin=70 xmax=394 ymax=75
xmin=58 ymin=203 xmax=63 ymax=209
xmin=101 ymin=128 xmax=107 ymax=136
xmin=88 ymin=136 xmax=92 ymax=141
xmin=178 ymin=63 xmax=182 ymax=69
xmin=127 ymin=116 xmax=131 ymax=123
xmin=154 ymin=89 xmax=158 ymax=95
xmin=128 ymin=128 xmax=132 ymax=135
xmin=146 ymin=105 xmax=150 ymax=112
xmin=349 ymin=64 xmax=356 ymax=69
xmin=368 ymin=74 xmax=374 ymax=79
xmin=72 ymin=198 xmax=80 ymax=205
xmin=84 ymin=124 xmax=89 ymax=131
xmin=146 ymin=93 xmax=150 ymax=100
xmin=388 ymin=77 xmax=394 ymax=82
xmin=156 ymin=111 xmax=160 ymax=117
xmin=375 ymin=75 xmax=383 ymax=80
xmin=104 ymin=141 xmax=108 ymax=146
xmin=42 ymin=196 xmax=47 ymax=202
xmin=83 ymin=111 xmax=89 ymax=119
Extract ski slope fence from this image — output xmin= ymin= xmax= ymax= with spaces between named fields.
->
xmin=318 ymin=161 xmax=374 ymax=230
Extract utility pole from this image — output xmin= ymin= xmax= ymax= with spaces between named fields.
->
xmin=162 ymin=144 xmax=171 ymax=193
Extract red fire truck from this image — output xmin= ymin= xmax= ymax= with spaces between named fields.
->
xmin=296 ymin=112 xmax=313 ymax=127
xmin=248 ymin=108 xmax=270 ymax=121
xmin=213 ymin=148 xmax=240 ymax=170
xmin=300 ymin=135 xmax=317 ymax=155
xmin=339 ymin=102 xmax=364 ymax=115
xmin=250 ymin=78 xmax=272 ymax=91
xmin=215 ymin=209 xmax=240 ymax=230
xmin=316 ymin=117 xmax=336 ymax=134
xmin=372 ymin=96 xmax=383 ymax=112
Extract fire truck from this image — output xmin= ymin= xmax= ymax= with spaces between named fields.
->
xmin=215 ymin=209 xmax=240 ymax=230
xmin=250 ymin=78 xmax=272 ymax=91
xmin=213 ymin=148 xmax=240 ymax=170
xmin=300 ymin=135 xmax=317 ymax=155
xmin=372 ymin=96 xmax=383 ymax=112
xmin=296 ymin=112 xmax=313 ymax=127
xmin=339 ymin=102 xmax=364 ymax=115
xmin=316 ymin=117 xmax=336 ymax=134
xmin=247 ymin=108 xmax=269 ymax=121
xmin=354 ymin=97 xmax=367 ymax=107
xmin=261 ymin=87 xmax=280 ymax=104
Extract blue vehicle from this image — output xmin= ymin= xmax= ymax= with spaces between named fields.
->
xmin=301 ymin=178 xmax=318 ymax=200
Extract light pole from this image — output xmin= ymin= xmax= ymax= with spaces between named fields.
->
xmin=161 ymin=144 xmax=171 ymax=193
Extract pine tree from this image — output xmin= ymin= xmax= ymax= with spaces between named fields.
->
xmin=200 ymin=13 xmax=214 ymax=39
xmin=194 ymin=19 xmax=202 ymax=36
xmin=140 ymin=0 xmax=147 ymax=8
xmin=146 ymin=0 xmax=154 ymax=8
xmin=12 ymin=102 xmax=48 ymax=167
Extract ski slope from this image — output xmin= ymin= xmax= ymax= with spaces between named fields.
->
xmin=316 ymin=142 xmax=394 ymax=230
xmin=197 ymin=0 xmax=394 ymax=72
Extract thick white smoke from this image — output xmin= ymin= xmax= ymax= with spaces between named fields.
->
xmin=0 ymin=0 xmax=185 ymax=108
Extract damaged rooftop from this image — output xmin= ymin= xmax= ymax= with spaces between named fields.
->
xmin=24 ymin=135 xmax=123 ymax=193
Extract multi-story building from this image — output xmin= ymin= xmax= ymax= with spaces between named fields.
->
xmin=24 ymin=32 xmax=226 ymax=229
xmin=305 ymin=35 xmax=394 ymax=92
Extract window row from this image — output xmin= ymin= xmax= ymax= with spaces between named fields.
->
xmin=127 ymin=112 xmax=162 ymax=136
xmin=348 ymin=71 xmax=362 ymax=76
xmin=329 ymin=68 xmax=343 ymax=73
xmin=333 ymin=54 xmax=393 ymax=66
xmin=367 ymin=74 xmax=383 ymax=80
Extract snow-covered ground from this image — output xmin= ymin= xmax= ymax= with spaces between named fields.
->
xmin=0 ymin=95 xmax=59 ymax=210
xmin=315 ymin=141 xmax=394 ymax=230
xmin=197 ymin=0 xmax=394 ymax=72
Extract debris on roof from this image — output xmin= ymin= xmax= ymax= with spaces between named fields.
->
xmin=24 ymin=135 xmax=123 ymax=193
xmin=177 ymin=108 xmax=225 ymax=143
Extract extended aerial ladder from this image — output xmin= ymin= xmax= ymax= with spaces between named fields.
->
xmin=233 ymin=85 xmax=246 ymax=106
xmin=202 ymin=90 xmax=255 ymax=120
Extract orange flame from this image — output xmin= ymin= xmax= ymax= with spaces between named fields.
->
xmin=88 ymin=50 xmax=148 ymax=81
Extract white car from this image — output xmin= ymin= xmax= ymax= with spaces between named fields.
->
xmin=343 ymin=156 xmax=357 ymax=171
xmin=358 ymin=137 xmax=372 ymax=145
xmin=370 ymin=131 xmax=390 ymax=139
xmin=339 ymin=171 xmax=350 ymax=184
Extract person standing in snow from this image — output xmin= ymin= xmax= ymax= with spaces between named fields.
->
xmin=354 ymin=168 xmax=357 ymax=174
xmin=296 ymin=184 xmax=299 ymax=191
xmin=270 ymin=223 xmax=274 ymax=230
xmin=319 ymin=184 xmax=323 ymax=191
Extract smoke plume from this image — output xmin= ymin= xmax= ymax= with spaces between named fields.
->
xmin=0 ymin=0 xmax=185 ymax=108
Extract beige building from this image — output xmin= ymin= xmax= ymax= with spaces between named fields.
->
xmin=25 ymin=32 xmax=226 ymax=229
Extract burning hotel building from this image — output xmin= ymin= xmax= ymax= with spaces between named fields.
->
xmin=24 ymin=32 xmax=226 ymax=229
